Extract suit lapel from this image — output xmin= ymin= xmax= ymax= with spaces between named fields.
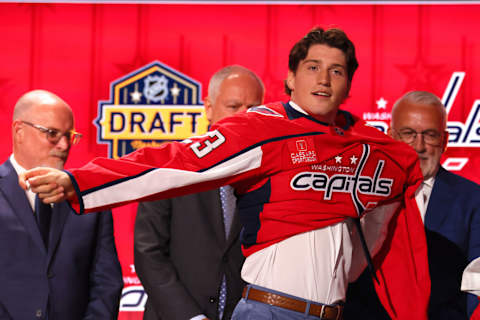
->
xmin=46 ymin=201 xmax=69 ymax=265
xmin=0 ymin=160 xmax=46 ymax=254
xmin=226 ymin=208 xmax=242 ymax=248
xmin=425 ymin=167 xmax=454 ymax=230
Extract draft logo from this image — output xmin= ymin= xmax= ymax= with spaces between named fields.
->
xmin=95 ymin=61 xmax=208 ymax=158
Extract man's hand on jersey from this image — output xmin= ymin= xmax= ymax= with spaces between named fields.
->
xmin=19 ymin=167 xmax=75 ymax=204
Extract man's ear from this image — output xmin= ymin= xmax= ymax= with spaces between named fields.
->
xmin=286 ymin=70 xmax=295 ymax=93
xmin=387 ymin=126 xmax=393 ymax=138
xmin=204 ymin=97 xmax=213 ymax=123
xmin=12 ymin=120 xmax=24 ymax=143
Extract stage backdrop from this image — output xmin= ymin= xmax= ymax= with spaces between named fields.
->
xmin=1 ymin=2 xmax=480 ymax=319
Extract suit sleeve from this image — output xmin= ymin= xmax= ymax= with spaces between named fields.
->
xmin=134 ymin=200 xmax=204 ymax=319
xmin=83 ymin=210 xmax=124 ymax=320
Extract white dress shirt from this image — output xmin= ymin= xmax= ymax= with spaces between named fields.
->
xmin=10 ymin=155 xmax=36 ymax=211
xmin=241 ymin=202 xmax=399 ymax=305
xmin=415 ymin=177 xmax=435 ymax=223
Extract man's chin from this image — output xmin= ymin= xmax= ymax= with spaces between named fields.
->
xmin=420 ymin=166 xmax=436 ymax=180
xmin=47 ymin=159 xmax=66 ymax=170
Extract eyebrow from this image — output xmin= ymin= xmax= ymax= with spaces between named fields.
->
xmin=302 ymin=59 xmax=346 ymax=69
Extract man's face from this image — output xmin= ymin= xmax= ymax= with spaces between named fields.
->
xmin=14 ymin=102 xmax=73 ymax=170
xmin=287 ymin=44 xmax=349 ymax=123
xmin=389 ymin=101 xmax=448 ymax=180
xmin=205 ymin=72 xmax=264 ymax=125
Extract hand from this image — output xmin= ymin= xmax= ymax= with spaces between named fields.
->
xmin=18 ymin=167 xmax=75 ymax=204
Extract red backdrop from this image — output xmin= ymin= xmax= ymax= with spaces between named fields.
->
xmin=2 ymin=2 xmax=480 ymax=318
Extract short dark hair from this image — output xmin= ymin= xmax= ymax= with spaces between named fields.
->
xmin=284 ymin=27 xmax=359 ymax=95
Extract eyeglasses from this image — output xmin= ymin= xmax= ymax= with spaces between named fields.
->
xmin=392 ymin=128 xmax=443 ymax=146
xmin=21 ymin=121 xmax=82 ymax=145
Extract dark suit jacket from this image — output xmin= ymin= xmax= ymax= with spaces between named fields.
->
xmin=344 ymin=167 xmax=480 ymax=319
xmin=0 ymin=159 xmax=123 ymax=320
xmin=134 ymin=189 xmax=245 ymax=320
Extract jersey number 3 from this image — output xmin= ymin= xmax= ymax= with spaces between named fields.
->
xmin=189 ymin=130 xmax=226 ymax=158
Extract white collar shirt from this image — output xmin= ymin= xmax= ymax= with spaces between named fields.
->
xmin=415 ymin=176 xmax=435 ymax=223
xmin=10 ymin=154 xmax=36 ymax=211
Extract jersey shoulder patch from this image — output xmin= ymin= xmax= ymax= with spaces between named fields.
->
xmin=247 ymin=105 xmax=284 ymax=118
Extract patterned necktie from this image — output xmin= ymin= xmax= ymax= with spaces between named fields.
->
xmin=219 ymin=185 xmax=235 ymax=239
xmin=35 ymin=195 xmax=52 ymax=249
xmin=218 ymin=185 xmax=236 ymax=319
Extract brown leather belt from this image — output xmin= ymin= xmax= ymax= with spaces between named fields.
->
xmin=242 ymin=286 xmax=343 ymax=320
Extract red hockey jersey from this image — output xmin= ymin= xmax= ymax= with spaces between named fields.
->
xmin=67 ymin=102 xmax=429 ymax=319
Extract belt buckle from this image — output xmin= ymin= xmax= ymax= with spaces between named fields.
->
xmin=319 ymin=304 xmax=342 ymax=320
xmin=334 ymin=304 xmax=342 ymax=320
xmin=320 ymin=305 xmax=326 ymax=319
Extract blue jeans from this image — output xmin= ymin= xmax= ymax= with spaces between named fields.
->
xmin=232 ymin=285 xmax=336 ymax=320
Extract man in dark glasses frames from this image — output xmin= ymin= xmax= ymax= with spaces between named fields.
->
xmin=346 ymin=91 xmax=480 ymax=320
xmin=12 ymin=91 xmax=82 ymax=170
xmin=0 ymin=90 xmax=123 ymax=319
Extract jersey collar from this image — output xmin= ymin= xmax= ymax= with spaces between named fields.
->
xmin=283 ymin=101 xmax=355 ymax=130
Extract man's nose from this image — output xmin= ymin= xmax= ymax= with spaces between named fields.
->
xmin=56 ymin=135 xmax=70 ymax=150
xmin=317 ymin=69 xmax=330 ymax=86
xmin=411 ymin=133 xmax=426 ymax=153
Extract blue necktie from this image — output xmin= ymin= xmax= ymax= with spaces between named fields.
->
xmin=35 ymin=195 xmax=52 ymax=249
xmin=218 ymin=186 xmax=236 ymax=319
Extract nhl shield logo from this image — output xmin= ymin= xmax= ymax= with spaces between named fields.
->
xmin=143 ymin=75 xmax=169 ymax=102
xmin=95 ymin=61 xmax=208 ymax=159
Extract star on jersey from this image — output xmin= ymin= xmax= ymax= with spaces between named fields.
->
xmin=335 ymin=155 xmax=342 ymax=163
xmin=376 ymin=97 xmax=387 ymax=109
xmin=350 ymin=155 xmax=358 ymax=164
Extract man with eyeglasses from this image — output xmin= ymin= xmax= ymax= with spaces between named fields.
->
xmin=345 ymin=90 xmax=480 ymax=319
xmin=0 ymin=90 xmax=123 ymax=319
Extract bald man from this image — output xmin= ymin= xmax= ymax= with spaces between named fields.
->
xmin=0 ymin=90 xmax=123 ymax=319
xmin=345 ymin=91 xmax=480 ymax=319
xmin=134 ymin=65 xmax=264 ymax=320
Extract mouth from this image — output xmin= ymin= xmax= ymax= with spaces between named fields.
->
xmin=312 ymin=90 xmax=331 ymax=97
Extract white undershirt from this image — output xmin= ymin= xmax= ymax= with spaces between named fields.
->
xmin=241 ymin=202 xmax=400 ymax=304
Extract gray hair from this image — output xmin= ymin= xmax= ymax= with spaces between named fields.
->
xmin=393 ymin=91 xmax=443 ymax=109
xmin=207 ymin=65 xmax=264 ymax=104
xmin=392 ymin=90 xmax=447 ymax=127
